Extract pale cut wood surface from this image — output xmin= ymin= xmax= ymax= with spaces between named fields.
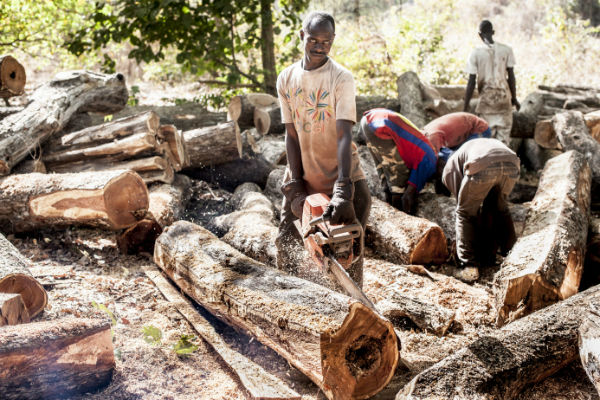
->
xmin=0 ymin=293 xmax=30 ymax=326
xmin=0 ymin=55 xmax=26 ymax=97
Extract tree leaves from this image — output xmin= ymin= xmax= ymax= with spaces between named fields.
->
xmin=142 ymin=325 xmax=163 ymax=346
xmin=172 ymin=334 xmax=199 ymax=356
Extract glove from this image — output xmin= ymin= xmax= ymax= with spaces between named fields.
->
xmin=401 ymin=185 xmax=417 ymax=215
xmin=323 ymin=178 xmax=356 ymax=224
xmin=281 ymin=179 xmax=307 ymax=219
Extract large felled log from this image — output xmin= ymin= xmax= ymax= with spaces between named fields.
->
xmin=183 ymin=121 xmax=242 ymax=168
xmin=148 ymin=174 xmax=192 ymax=228
xmin=154 ymin=221 xmax=399 ymax=400
xmin=523 ymin=138 xmax=561 ymax=171
xmin=185 ymin=156 xmax=274 ymax=192
xmin=0 ymin=70 xmax=128 ymax=175
xmin=396 ymin=284 xmax=600 ymax=400
xmin=396 ymin=71 xmax=428 ymax=128
xmin=494 ymin=150 xmax=591 ymax=326
xmin=158 ymin=124 xmax=188 ymax=170
xmin=0 ymin=317 xmax=115 ymax=400
xmin=0 ymin=55 xmax=26 ymax=98
xmin=228 ymin=93 xmax=278 ymax=131
xmin=358 ymin=146 xmax=386 ymax=201
xmin=0 ymin=233 xmax=47 ymax=319
xmin=143 ymin=264 xmax=301 ymax=399
xmin=264 ymin=166 xmax=285 ymax=219
xmin=215 ymin=183 xmax=278 ymax=266
xmin=0 ymin=293 xmax=29 ymax=326
xmin=0 ymin=170 xmax=149 ymax=232
xmin=510 ymin=110 xmax=538 ymax=138
xmin=586 ymin=110 xmax=600 ymax=142
xmin=252 ymin=134 xmax=286 ymax=166
xmin=579 ymin=309 xmax=600 ymax=395
xmin=254 ymin=104 xmax=284 ymax=135
xmin=554 ymin=110 xmax=600 ymax=188
xmin=367 ymin=198 xmax=448 ymax=265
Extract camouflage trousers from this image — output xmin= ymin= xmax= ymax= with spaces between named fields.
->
xmin=360 ymin=116 xmax=410 ymax=195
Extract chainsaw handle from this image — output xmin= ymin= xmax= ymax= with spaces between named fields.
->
xmin=309 ymin=215 xmax=330 ymax=227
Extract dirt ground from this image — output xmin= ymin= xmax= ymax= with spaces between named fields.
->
xmin=6 ymin=170 xmax=599 ymax=400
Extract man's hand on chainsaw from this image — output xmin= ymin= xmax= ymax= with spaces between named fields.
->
xmin=323 ymin=178 xmax=356 ymax=224
xmin=281 ymin=179 xmax=307 ymax=219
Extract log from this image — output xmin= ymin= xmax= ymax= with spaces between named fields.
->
xmin=0 ymin=105 xmax=23 ymax=121
xmin=0 ymin=293 xmax=29 ymax=326
xmin=264 ymin=166 xmax=285 ymax=219
xmin=148 ymin=174 xmax=192 ymax=228
xmin=510 ymin=110 xmax=537 ymax=138
xmin=0 ymin=70 xmax=128 ymax=175
xmin=228 ymin=93 xmax=278 ymax=131
xmin=154 ymin=221 xmax=399 ymax=400
xmin=355 ymin=96 xmax=402 ymax=121
xmin=252 ymin=134 xmax=286 ymax=166
xmin=0 ymin=317 xmax=115 ymax=399
xmin=366 ymin=198 xmax=448 ymax=265
xmin=183 ymin=121 xmax=242 ymax=168
xmin=0 ymin=170 xmax=149 ymax=232
xmin=0 ymin=55 xmax=26 ymax=98
xmin=143 ymin=264 xmax=301 ymax=399
xmin=358 ymin=145 xmax=387 ymax=201
xmin=522 ymin=138 xmax=561 ymax=171
xmin=158 ymin=124 xmax=188 ymax=170
xmin=0 ymin=233 xmax=47 ymax=319
xmin=396 ymin=71 xmax=428 ymax=128
xmin=396 ymin=284 xmax=600 ymax=400
xmin=554 ymin=110 xmax=600 ymax=188
xmin=215 ymin=183 xmax=278 ymax=267
xmin=534 ymin=119 xmax=560 ymax=149
xmin=116 ymin=218 xmax=163 ymax=255
xmin=254 ymin=105 xmax=284 ymax=135
xmin=184 ymin=156 xmax=274 ymax=192
xmin=585 ymin=110 xmax=600 ymax=142
xmin=138 ymin=163 xmax=175 ymax=185
xmin=579 ymin=309 xmax=600 ymax=395
xmin=494 ymin=150 xmax=591 ymax=326
xmin=431 ymin=84 xmax=478 ymax=101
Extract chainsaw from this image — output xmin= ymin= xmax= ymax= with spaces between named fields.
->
xmin=295 ymin=193 xmax=376 ymax=310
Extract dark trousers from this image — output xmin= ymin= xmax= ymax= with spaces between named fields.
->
xmin=275 ymin=179 xmax=371 ymax=289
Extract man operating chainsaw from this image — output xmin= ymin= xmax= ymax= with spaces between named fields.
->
xmin=275 ymin=11 xmax=371 ymax=288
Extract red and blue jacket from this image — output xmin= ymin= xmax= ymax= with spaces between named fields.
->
xmin=364 ymin=109 xmax=438 ymax=192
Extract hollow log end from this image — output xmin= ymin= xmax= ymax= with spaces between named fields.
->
xmin=0 ymin=274 xmax=48 ymax=319
xmin=103 ymin=171 xmax=149 ymax=229
xmin=0 ymin=55 xmax=26 ymax=95
xmin=254 ymin=108 xmax=270 ymax=136
xmin=409 ymin=227 xmax=448 ymax=265
xmin=320 ymin=302 xmax=399 ymax=400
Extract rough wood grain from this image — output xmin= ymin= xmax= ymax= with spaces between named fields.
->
xmin=253 ymin=134 xmax=286 ymax=166
xmin=183 ymin=121 xmax=242 ymax=168
xmin=0 ymin=233 xmax=47 ymax=319
xmin=143 ymin=264 xmax=301 ymax=400
xmin=0 ymin=170 xmax=149 ymax=232
xmin=579 ymin=308 xmax=600 ymax=395
xmin=0 ymin=293 xmax=29 ymax=326
xmin=396 ymin=284 xmax=600 ymax=400
xmin=396 ymin=71 xmax=428 ymax=128
xmin=148 ymin=174 xmax=192 ymax=228
xmin=0 ymin=70 xmax=128 ymax=175
xmin=534 ymin=119 xmax=560 ymax=149
xmin=494 ymin=150 xmax=591 ymax=326
xmin=158 ymin=124 xmax=188 ymax=170
xmin=116 ymin=219 xmax=162 ymax=255
xmin=0 ymin=55 xmax=26 ymax=98
xmin=254 ymin=105 xmax=284 ymax=135
xmin=154 ymin=221 xmax=399 ymax=400
xmin=0 ymin=317 xmax=115 ymax=400
xmin=367 ymin=198 xmax=448 ymax=265
xmin=228 ymin=93 xmax=278 ymax=131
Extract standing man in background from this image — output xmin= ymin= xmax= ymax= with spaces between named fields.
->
xmin=464 ymin=20 xmax=521 ymax=151
xmin=276 ymin=11 xmax=371 ymax=288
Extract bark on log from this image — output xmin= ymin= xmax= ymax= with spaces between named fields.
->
xmin=116 ymin=218 xmax=162 ymax=255
xmin=0 ymin=55 xmax=26 ymax=98
xmin=154 ymin=221 xmax=399 ymax=400
xmin=367 ymin=198 xmax=448 ymax=265
xmin=253 ymin=134 xmax=286 ymax=166
xmin=396 ymin=284 xmax=600 ymax=400
xmin=215 ymin=183 xmax=278 ymax=267
xmin=184 ymin=156 xmax=274 ymax=192
xmin=494 ymin=150 xmax=591 ymax=326
xmin=522 ymin=138 xmax=561 ymax=171
xmin=228 ymin=93 xmax=279 ymax=131
xmin=158 ymin=124 xmax=188 ymax=170
xmin=585 ymin=110 xmax=600 ymax=142
xmin=183 ymin=121 xmax=242 ymax=168
xmin=355 ymin=96 xmax=402 ymax=120
xmin=0 ymin=233 xmax=47 ymax=319
xmin=143 ymin=264 xmax=301 ymax=400
xmin=396 ymin=71 xmax=428 ymax=128
xmin=578 ymin=309 xmax=600 ymax=395
xmin=148 ymin=174 xmax=192 ymax=228
xmin=0 ymin=170 xmax=149 ymax=232
xmin=0 ymin=70 xmax=128 ymax=175
xmin=510 ymin=110 xmax=537 ymax=138
xmin=0 ymin=293 xmax=29 ymax=326
xmin=0 ymin=105 xmax=23 ymax=121
xmin=358 ymin=145 xmax=387 ymax=201
xmin=554 ymin=110 xmax=600 ymax=188
xmin=0 ymin=317 xmax=115 ymax=400
xmin=264 ymin=166 xmax=285 ymax=219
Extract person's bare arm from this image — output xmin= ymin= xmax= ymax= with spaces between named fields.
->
xmin=285 ymin=122 xmax=303 ymax=180
xmin=335 ymin=119 xmax=353 ymax=180
xmin=464 ymin=74 xmax=476 ymax=112
xmin=507 ymin=67 xmax=520 ymax=111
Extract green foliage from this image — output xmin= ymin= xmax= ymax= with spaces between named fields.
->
xmin=128 ymin=85 xmax=140 ymax=107
xmin=172 ymin=334 xmax=199 ymax=356
xmin=91 ymin=301 xmax=117 ymax=326
xmin=141 ymin=325 xmax=163 ymax=346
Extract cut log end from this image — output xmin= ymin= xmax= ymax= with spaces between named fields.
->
xmin=410 ymin=227 xmax=448 ymax=264
xmin=0 ymin=273 xmax=47 ymax=319
xmin=117 ymin=219 xmax=163 ymax=255
xmin=0 ymin=56 xmax=26 ymax=96
xmin=0 ymin=293 xmax=30 ymax=326
xmin=228 ymin=95 xmax=242 ymax=121
xmin=320 ymin=302 xmax=398 ymax=400
xmin=104 ymin=171 xmax=149 ymax=228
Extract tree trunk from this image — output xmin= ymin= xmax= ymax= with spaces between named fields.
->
xmin=431 ymin=84 xmax=479 ymax=101
xmin=396 ymin=71 xmax=428 ymax=128
xmin=143 ymin=264 xmax=301 ymax=399
xmin=0 ymin=170 xmax=149 ymax=232
xmin=148 ymin=174 xmax=192 ymax=228
xmin=228 ymin=94 xmax=278 ymax=131
xmin=494 ymin=150 xmax=591 ymax=326
xmin=116 ymin=218 xmax=162 ymax=255
xmin=0 ymin=317 xmax=115 ymax=400
xmin=510 ymin=110 xmax=537 ymax=138
xmin=183 ymin=121 xmax=242 ymax=168
xmin=260 ymin=0 xmax=276 ymax=95
xmin=522 ymin=138 xmax=562 ymax=171
xmin=579 ymin=309 xmax=600 ymax=395
xmin=254 ymin=104 xmax=284 ymax=135
xmin=264 ymin=166 xmax=285 ymax=219
xmin=0 ymin=233 xmax=47 ymax=319
xmin=0 ymin=70 xmax=128 ymax=175
xmin=396 ymin=284 xmax=600 ymax=400
xmin=154 ymin=221 xmax=399 ymax=400
xmin=0 ymin=55 xmax=26 ymax=98
xmin=355 ymin=96 xmax=402 ymax=120
xmin=158 ymin=124 xmax=188 ymax=170
xmin=0 ymin=293 xmax=29 ymax=326
xmin=358 ymin=145 xmax=387 ymax=201
xmin=554 ymin=110 xmax=600 ymax=188
xmin=253 ymin=134 xmax=286 ymax=166
xmin=534 ymin=119 xmax=560 ymax=149
xmin=215 ymin=183 xmax=278 ymax=267
xmin=366 ymin=198 xmax=448 ymax=265
xmin=586 ymin=110 xmax=600 ymax=142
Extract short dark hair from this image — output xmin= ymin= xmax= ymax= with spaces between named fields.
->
xmin=303 ymin=11 xmax=335 ymax=33
xmin=479 ymin=20 xmax=493 ymax=34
